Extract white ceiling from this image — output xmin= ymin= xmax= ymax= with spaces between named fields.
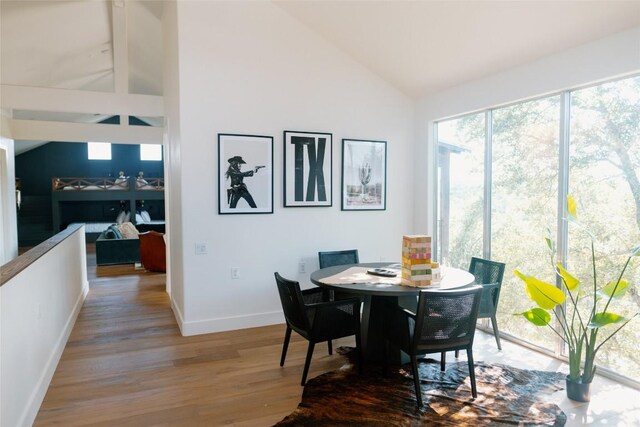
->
xmin=1 ymin=0 xmax=639 ymax=105
xmin=274 ymin=1 xmax=640 ymax=98
xmin=0 ymin=0 xmax=163 ymax=96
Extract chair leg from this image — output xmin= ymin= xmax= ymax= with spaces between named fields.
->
xmin=356 ymin=331 xmax=363 ymax=375
xmin=411 ymin=355 xmax=423 ymax=407
xmin=328 ymin=340 xmax=333 ymax=355
xmin=280 ymin=326 xmax=292 ymax=367
xmin=455 ymin=350 xmax=459 ymax=358
xmin=466 ymin=348 xmax=477 ymax=399
xmin=491 ymin=315 xmax=502 ymax=350
xmin=301 ymin=341 xmax=315 ymax=386
xmin=440 ymin=352 xmax=446 ymax=371
xmin=383 ymin=339 xmax=389 ymax=377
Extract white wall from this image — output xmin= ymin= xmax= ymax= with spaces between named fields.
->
xmin=415 ymin=27 xmax=640 ymax=236
xmin=0 ymin=227 xmax=88 ymax=427
xmin=0 ymin=133 xmax=18 ymax=264
xmin=170 ymin=1 xmax=415 ymax=335
xmin=162 ymin=0 xmax=185 ymax=329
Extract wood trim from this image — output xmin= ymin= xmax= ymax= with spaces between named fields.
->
xmin=0 ymin=223 xmax=84 ymax=287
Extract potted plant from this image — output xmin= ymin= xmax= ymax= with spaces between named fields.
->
xmin=514 ymin=195 xmax=639 ymax=402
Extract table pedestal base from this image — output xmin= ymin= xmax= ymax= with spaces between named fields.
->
xmin=361 ymin=295 xmax=417 ymax=365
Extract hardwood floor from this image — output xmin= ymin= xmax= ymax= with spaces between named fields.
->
xmin=35 ymin=246 xmax=640 ymax=426
xmin=34 ymin=247 xmax=353 ymax=426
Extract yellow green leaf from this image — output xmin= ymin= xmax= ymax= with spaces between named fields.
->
xmin=600 ymin=280 xmax=629 ymax=298
xmin=514 ymin=269 xmax=565 ymax=309
xmin=567 ymin=194 xmax=577 ymax=220
xmin=588 ymin=312 xmax=627 ymax=328
xmin=515 ymin=308 xmax=551 ymax=326
xmin=556 ymin=263 xmax=580 ymax=291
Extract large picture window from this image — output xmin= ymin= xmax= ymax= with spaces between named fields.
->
xmin=436 ymin=74 xmax=640 ymax=384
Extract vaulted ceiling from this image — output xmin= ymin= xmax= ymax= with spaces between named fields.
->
xmin=2 ymin=0 xmax=639 ymax=152
xmin=1 ymin=0 xmax=163 ymax=95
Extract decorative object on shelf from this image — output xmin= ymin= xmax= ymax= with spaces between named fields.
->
xmin=401 ymin=235 xmax=440 ymax=287
xmin=341 ymin=139 xmax=386 ymax=211
xmin=218 ymin=134 xmax=273 ymax=214
xmin=514 ymin=194 xmax=639 ymax=402
xmin=136 ymin=171 xmax=148 ymax=187
xmin=283 ymin=130 xmax=332 ymax=207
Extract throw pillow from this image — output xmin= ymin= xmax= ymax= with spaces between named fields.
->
xmin=108 ymin=225 xmax=123 ymax=239
xmin=116 ymin=210 xmax=127 ymax=224
xmin=136 ymin=213 xmax=145 ymax=224
xmin=140 ymin=210 xmax=151 ymax=223
xmin=118 ymin=222 xmax=139 ymax=239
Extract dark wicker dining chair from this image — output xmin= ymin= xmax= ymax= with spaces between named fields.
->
xmin=318 ymin=249 xmax=359 ymax=269
xmin=318 ymin=249 xmax=360 ymax=307
xmin=450 ymin=256 xmax=506 ymax=361
xmin=469 ymin=256 xmax=506 ymax=350
xmin=275 ymin=272 xmax=362 ymax=386
xmin=384 ymin=285 xmax=483 ymax=407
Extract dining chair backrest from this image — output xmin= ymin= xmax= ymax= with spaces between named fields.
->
xmin=274 ymin=272 xmax=309 ymax=332
xmin=413 ymin=286 xmax=483 ymax=353
xmin=468 ymin=257 xmax=506 ymax=318
xmin=318 ymin=249 xmax=359 ymax=269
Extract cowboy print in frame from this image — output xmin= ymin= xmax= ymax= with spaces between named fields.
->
xmin=283 ymin=131 xmax=332 ymax=207
xmin=342 ymin=139 xmax=387 ymax=211
xmin=218 ymin=134 xmax=273 ymax=214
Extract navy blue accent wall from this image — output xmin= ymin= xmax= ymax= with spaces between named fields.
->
xmin=15 ymin=142 xmax=164 ymax=196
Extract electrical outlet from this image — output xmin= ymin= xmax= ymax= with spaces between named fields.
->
xmin=231 ymin=267 xmax=240 ymax=279
xmin=299 ymin=261 xmax=306 ymax=274
xmin=195 ymin=243 xmax=208 ymax=255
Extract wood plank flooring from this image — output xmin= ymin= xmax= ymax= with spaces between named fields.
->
xmin=34 ymin=245 xmax=640 ymax=426
xmin=34 ymin=247 xmax=353 ymax=426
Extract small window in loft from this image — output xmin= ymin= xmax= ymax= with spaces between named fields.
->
xmin=140 ymin=144 xmax=162 ymax=161
xmin=88 ymin=142 xmax=112 ymax=160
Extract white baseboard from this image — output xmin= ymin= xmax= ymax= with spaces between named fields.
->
xmin=177 ymin=310 xmax=284 ymax=336
xmin=20 ymin=281 xmax=88 ymax=427
xmin=170 ymin=297 xmax=186 ymax=335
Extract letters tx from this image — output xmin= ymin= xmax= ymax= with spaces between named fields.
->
xmin=291 ymin=136 xmax=327 ymax=202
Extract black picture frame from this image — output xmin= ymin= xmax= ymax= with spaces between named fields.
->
xmin=283 ymin=130 xmax=332 ymax=207
xmin=341 ymin=139 xmax=387 ymax=211
xmin=218 ymin=134 xmax=273 ymax=214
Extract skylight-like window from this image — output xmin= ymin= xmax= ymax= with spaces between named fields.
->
xmin=140 ymin=144 xmax=162 ymax=161
xmin=88 ymin=142 xmax=111 ymax=160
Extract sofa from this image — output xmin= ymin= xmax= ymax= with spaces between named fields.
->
xmin=95 ymin=224 xmax=140 ymax=266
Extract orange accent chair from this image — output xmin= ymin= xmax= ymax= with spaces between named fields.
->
xmin=139 ymin=231 xmax=166 ymax=272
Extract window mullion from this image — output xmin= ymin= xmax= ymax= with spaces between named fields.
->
xmin=483 ymin=110 xmax=492 ymax=260
xmin=556 ymin=90 xmax=571 ymax=357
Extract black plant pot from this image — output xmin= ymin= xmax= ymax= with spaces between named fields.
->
xmin=566 ymin=375 xmax=592 ymax=402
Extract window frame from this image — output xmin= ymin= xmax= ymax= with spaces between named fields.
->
xmin=433 ymin=73 xmax=640 ymax=389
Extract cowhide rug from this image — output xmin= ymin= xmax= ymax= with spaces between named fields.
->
xmin=275 ymin=349 xmax=566 ymax=426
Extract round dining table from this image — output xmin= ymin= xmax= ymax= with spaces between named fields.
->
xmin=310 ymin=262 xmax=475 ymax=364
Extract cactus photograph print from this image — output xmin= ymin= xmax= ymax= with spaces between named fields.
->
xmin=341 ymin=139 xmax=387 ymax=211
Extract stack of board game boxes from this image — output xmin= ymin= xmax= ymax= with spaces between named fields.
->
xmin=401 ymin=235 xmax=441 ymax=287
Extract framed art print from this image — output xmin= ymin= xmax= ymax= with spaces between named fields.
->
xmin=218 ymin=134 xmax=273 ymax=214
xmin=283 ymin=130 xmax=332 ymax=207
xmin=341 ymin=139 xmax=387 ymax=211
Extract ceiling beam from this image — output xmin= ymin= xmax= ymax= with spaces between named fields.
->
xmin=112 ymin=0 xmax=129 ymax=95
xmin=0 ymin=115 xmax=13 ymax=139
xmin=10 ymin=119 xmax=163 ymax=145
xmin=0 ymin=85 xmax=164 ymax=117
